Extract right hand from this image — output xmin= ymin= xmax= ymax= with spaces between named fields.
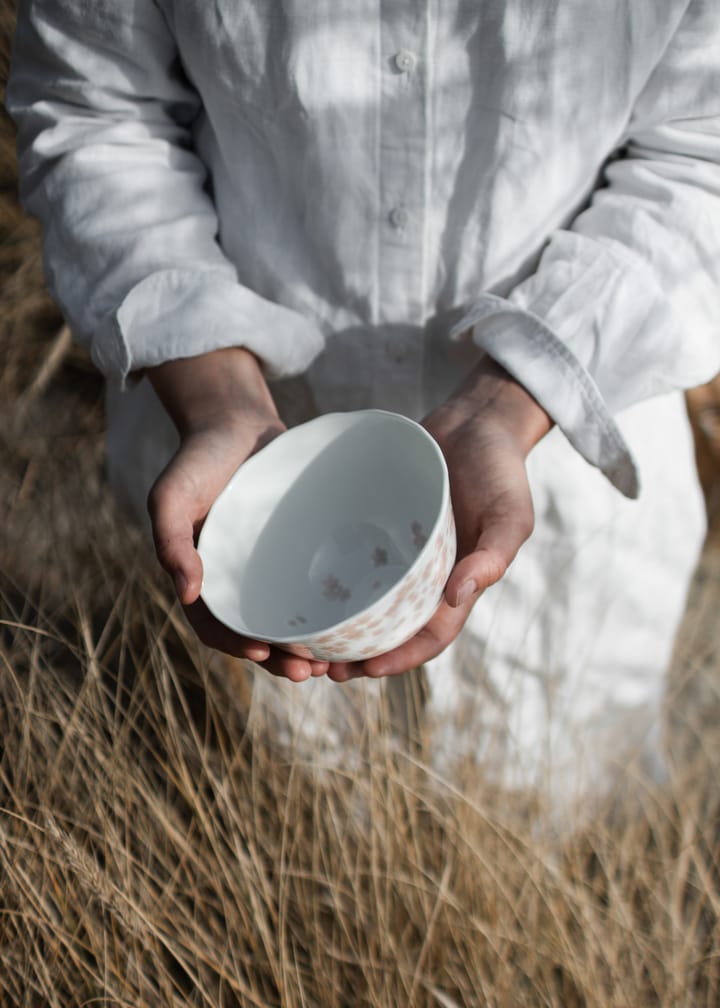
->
xmin=146 ymin=347 xmax=331 ymax=682
xmin=326 ymin=353 xmax=551 ymax=682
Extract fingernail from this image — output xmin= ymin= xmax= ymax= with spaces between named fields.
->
xmin=455 ymin=579 xmax=478 ymax=607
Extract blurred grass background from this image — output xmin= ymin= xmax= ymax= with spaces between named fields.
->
xmin=2 ymin=2 xmax=720 ymax=1004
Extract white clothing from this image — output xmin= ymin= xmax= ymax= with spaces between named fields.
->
xmin=103 ymin=378 xmax=705 ymax=810
xmin=7 ymin=1 xmax=716 ymax=802
xmin=8 ymin=0 xmax=720 ymax=492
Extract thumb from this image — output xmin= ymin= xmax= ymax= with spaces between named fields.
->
xmin=445 ymin=507 xmax=534 ymax=608
xmin=147 ymin=472 xmax=204 ymax=605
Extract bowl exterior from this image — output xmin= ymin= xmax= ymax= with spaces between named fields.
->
xmin=297 ymin=500 xmax=456 ymax=662
xmin=199 ymin=409 xmax=457 ymax=661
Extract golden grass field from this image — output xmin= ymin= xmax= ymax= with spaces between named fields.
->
xmin=2 ymin=4 xmax=720 ymax=1004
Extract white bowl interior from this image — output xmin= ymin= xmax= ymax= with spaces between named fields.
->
xmin=198 ymin=411 xmax=447 ymax=640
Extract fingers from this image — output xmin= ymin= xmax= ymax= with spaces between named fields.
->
xmin=445 ymin=497 xmax=534 ymax=608
xmin=368 ymin=602 xmax=471 ymax=675
xmin=185 ymin=599 xmax=329 ymax=682
xmin=146 ymin=415 xmax=329 ymax=682
xmin=328 ymin=492 xmax=535 ymax=681
xmin=326 ymin=661 xmax=364 ymax=683
xmin=148 ymin=471 xmax=204 ymax=605
xmin=328 ymin=597 xmax=473 ymax=681
xmin=184 ymin=598 xmax=271 ymax=660
xmin=262 ymin=652 xmax=330 ymax=682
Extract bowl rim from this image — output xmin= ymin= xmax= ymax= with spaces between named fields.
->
xmin=197 ymin=409 xmax=452 ymax=645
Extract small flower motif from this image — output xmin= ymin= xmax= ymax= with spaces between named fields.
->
xmin=322 ymin=573 xmax=351 ymax=603
xmin=387 ymin=592 xmax=405 ymax=615
xmin=372 ymin=547 xmax=388 ymax=567
xmin=411 ymin=520 xmax=427 ymax=550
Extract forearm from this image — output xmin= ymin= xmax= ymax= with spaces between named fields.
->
xmin=146 ymin=347 xmax=282 ymax=439
xmin=446 ymin=353 xmax=553 ymax=456
xmin=8 ymin=3 xmax=325 ymax=386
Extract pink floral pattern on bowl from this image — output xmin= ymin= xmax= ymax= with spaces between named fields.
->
xmin=198 ymin=410 xmax=456 ymax=662
xmin=292 ymin=503 xmax=456 ymax=662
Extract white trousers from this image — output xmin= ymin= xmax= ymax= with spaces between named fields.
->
xmin=106 ymin=379 xmax=705 ymax=813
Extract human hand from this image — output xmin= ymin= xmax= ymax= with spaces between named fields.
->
xmin=146 ymin=347 xmax=331 ymax=682
xmin=327 ymin=356 xmax=552 ymax=682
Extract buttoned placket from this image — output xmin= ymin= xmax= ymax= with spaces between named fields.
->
xmin=371 ymin=2 xmax=430 ymax=417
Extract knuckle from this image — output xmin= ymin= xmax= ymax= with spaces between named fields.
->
xmin=484 ymin=552 xmax=509 ymax=586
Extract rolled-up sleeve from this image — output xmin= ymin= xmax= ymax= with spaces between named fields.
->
xmin=6 ymin=0 xmax=325 ymax=383
xmin=452 ymin=0 xmax=720 ymax=499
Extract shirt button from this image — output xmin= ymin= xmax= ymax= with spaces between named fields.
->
xmin=388 ymin=206 xmax=409 ymax=231
xmin=393 ymin=49 xmax=417 ymax=74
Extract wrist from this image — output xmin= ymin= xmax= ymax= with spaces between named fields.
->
xmin=450 ymin=354 xmax=553 ymax=457
xmin=147 ymin=346 xmax=279 ymax=438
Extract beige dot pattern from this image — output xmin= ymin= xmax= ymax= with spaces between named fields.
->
xmin=307 ymin=504 xmax=457 ymax=661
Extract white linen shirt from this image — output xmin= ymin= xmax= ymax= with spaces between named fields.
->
xmin=7 ymin=0 xmax=720 ymax=496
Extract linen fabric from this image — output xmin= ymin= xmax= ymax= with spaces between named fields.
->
xmin=6 ymin=1 xmax=716 ymax=804
xmin=103 ymin=378 xmax=706 ymax=812
xmin=7 ymin=0 xmax=720 ymax=492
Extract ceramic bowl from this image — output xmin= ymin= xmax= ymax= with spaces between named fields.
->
xmin=197 ymin=410 xmax=456 ymax=662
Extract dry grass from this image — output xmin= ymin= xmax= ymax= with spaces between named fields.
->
xmin=2 ymin=4 xmax=720 ymax=1005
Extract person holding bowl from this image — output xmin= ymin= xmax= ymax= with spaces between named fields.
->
xmin=8 ymin=0 xmax=719 ymax=799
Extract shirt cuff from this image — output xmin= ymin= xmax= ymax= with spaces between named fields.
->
xmin=449 ymin=294 xmax=640 ymax=499
xmin=92 ymin=268 xmax=326 ymax=385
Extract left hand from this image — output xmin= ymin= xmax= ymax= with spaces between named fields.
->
xmin=327 ymin=355 xmax=552 ymax=682
xmin=146 ymin=346 xmax=331 ymax=682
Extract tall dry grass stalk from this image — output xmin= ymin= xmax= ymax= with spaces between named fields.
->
xmin=2 ymin=2 xmax=720 ymax=1005
xmin=2 ymin=549 xmax=720 ymax=1007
